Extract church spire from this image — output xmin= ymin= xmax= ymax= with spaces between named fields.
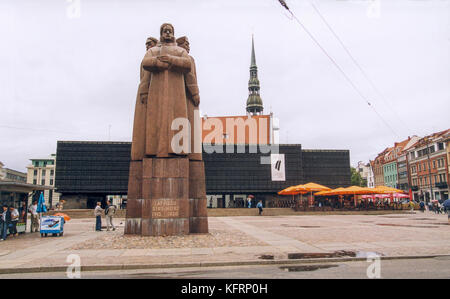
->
xmin=246 ymin=35 xmax=263 ymax=115
xmin=250 ymin=35 xmax=257 ymax=68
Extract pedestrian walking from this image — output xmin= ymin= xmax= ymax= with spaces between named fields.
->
xmin=105 ymin=200 xmax=116 ymax=231
xmin=0 ymin=205 xmax=9 ymax=241
xmin=9 ymin=206 xmax=19 ymax=237
xmin=247 ymin=196 xmax=252 ymax=208
xmin=28 ymin=201 xmax=39 ymax=233
xmin=419 ymin=201 xmax=425 ymax=213
xmin=257 ymin=200 xmax=263 ymax=216
xmin=433 ymin=202 xmax=439 ymax=214
xmin=94 ymin=201 xmax=104 ymax=231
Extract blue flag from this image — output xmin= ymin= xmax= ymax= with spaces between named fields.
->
xmin=36 ymin=192 xmax=47 ymax=213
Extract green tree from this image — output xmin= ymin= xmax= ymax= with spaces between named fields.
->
xmin=351 ymin=167 xmax=367 ymax=187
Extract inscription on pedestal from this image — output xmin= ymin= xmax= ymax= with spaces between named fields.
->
xmin=151 ymin=199 xmax=180 ymax=218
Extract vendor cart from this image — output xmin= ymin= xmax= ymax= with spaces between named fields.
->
xmin=40 ymin=215 xmax=65 ymax=237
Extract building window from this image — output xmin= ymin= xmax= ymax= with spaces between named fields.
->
xmin=438 ymin=143 xmax=444 ymax=151
xmin=50 ymin=179 xmax=54 ymax=185
xmin=433 ymin=160 xmax=436 ymax=169
xmin=50 ymin=170 xmax=54 ymax=176
xmin=33 ymin=179 xmax=37 ymax=185
xmin=41 ymin=179 xmax=45 ymax=185
xmin=33 ymin=170 xmax=37 ymax=176
xmin=42 ymin=170 xmax=46 ymax=176
xmin=429 ymin=146 xmax=435 ymax=153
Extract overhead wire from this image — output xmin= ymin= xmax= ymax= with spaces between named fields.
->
xmin=276 ymin=0 xmax=400 ymax=139
xmin=307 ymin=0 xmax=412 ymax=135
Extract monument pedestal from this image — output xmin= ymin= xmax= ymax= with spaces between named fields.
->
xmin=126 ymin=157 xmax=192 ymax=236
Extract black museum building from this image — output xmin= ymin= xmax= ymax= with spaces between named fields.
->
xmin=54 ymin=141 xmax=351 ymax=209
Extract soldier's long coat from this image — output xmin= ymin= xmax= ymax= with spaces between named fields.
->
xmin=142 ymin=42 xmax=191 ymax=157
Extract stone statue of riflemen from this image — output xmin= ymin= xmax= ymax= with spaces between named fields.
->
xmin=142 ymin=23 xmax=192 ymax=157
xmin=126 ymin=23 xmax=208 ymax=236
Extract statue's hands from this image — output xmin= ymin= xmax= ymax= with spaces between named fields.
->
xmin=192 ymin=94 xmax=200 ymax=106
xmin=158 ymin=55 xmax=172 ymax=65
xmin=156 ymin=55 xmax=171 ymax=70
xmin=155 ymin=59 xmax=169 ymax=70
xmin=158 ymin=55 xmax=171 ymax=64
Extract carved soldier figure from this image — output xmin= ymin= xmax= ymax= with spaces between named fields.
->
xmin=131 ymin=37 xmax=158 ymax=161
xmin=142 ymin=23 xmax=192 ymax=157
xmin=176 ymin=36 xmax=201 ymax=161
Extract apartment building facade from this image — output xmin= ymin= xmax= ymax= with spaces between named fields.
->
xmin=26 ymin=154 xmax=60 ymax=207
xmin=407 ymin=130 xmax=449 ymax=202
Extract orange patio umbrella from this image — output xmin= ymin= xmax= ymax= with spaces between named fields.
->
xmin=337 ymin=186 xmax=379 ymax=195
xmin=278 ymin=186 xmax=305 ymax=195
xmin=278 ymin=185 xmax=308 ymax=203
xmin=315 ymin=187 xmax=348 ymax=196
xmin=315 ymin=186 xmax=378 ymax=206
xmin=334 ymin=186 xmax=379 ymax=206
xmin=296 ymin=182 xmax=331 ymax=192
xmin=373 ymin=186 xmax=405 ymax=194
xmin=294 ymin=182 xmax=331 ymax=206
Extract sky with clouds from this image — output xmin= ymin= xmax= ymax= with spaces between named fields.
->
xmin=1 ymin=0 xmax=449 ymax=171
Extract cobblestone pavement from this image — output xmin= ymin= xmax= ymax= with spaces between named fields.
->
xmin=0 ymin=211 xmax=448 ymax=270
xmin=69 ymin=219 xmax=266 ymax=250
